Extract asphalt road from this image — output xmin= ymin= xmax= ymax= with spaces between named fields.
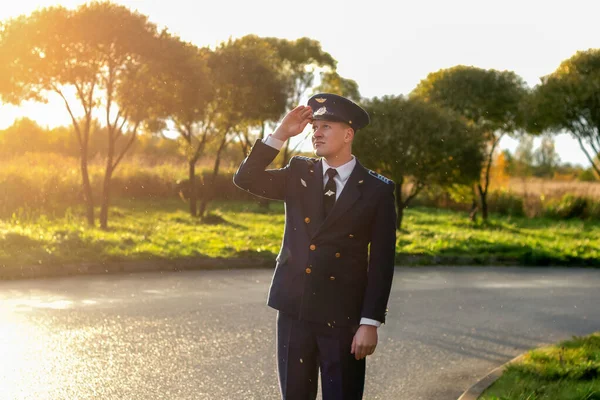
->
xmin=1 ymin=267 xmax=599 ymax=400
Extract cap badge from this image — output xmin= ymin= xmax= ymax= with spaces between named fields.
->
xmin=314 ymin=106 xmax=327 ymax=116
xmin=315 ymin=97 xmax=327 ymax=103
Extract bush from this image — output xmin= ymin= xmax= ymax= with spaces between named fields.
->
xmin=0 ymin=154 xmax=83 ymax=217
xmin=175 ymin=171 xmax=255 ymax=202
xmin=585 ymin=200 xmax=600 ymax=220
xmin=409 ymin=185 xmax=470 ymax=212
xmin=578 ymin=168 xmax=599 ymax=182
xmin=0 ymin=152 xmax=257 ymax=218
xmin=488 ymin=190 xmax=524 ymax=217
xmin=543 ymin=194 xmax=590 ymax=219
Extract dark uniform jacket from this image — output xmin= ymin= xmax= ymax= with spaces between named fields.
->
xmin=233 ymin=139 xmax=397 ymax=327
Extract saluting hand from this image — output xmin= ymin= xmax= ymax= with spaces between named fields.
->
xmin=272 ymin=105 xmax=313 ymax=141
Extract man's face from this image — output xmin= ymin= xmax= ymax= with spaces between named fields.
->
xmin=311 ymin=120 xmax=353 ymax=158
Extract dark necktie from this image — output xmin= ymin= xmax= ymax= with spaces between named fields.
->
xmin=323 ymin=168 xmax=338 ymax=218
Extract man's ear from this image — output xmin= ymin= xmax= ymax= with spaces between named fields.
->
xmin=345 ymin=127 xmax=355 ymax=143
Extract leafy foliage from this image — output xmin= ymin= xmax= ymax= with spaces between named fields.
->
xmin=354 ymin=95 xmax=485 ymax=227
xmin=528 ymin=49 xmax=600 ymax=177
xmin=411 ymin=65 xmax=529 ymax=220
xmin=0 ymin=2 xmax=180 ymax=228
xmin=313 ymin=71 xmax=361 ymax=101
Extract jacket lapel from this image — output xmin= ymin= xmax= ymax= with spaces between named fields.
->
xmin=314 ymin=159 xmax=367 ymax=237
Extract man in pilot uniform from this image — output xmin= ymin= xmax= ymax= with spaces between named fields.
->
xmin=233 ymin=93 xmax=397 ymax=399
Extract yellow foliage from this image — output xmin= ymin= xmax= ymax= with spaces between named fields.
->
xmin=488 ymin=151 xmax=510 ymax=189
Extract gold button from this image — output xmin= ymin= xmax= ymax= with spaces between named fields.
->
xmin=305 ymin=217 xmax=311 ymax=223
xmin=335 ymin=252 xmax=341 ymax=258
xmin=305 ymin=268 xmax=312 ymax=274
xmin=349 ymin=234 xmax=354 ymax=238
xmin=329 ymin=276 xmax=335 ymax=281
xmin=310 ymin=244 xmax=316 ymax=251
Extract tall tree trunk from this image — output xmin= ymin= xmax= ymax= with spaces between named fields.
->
xmin=78 ymin=113 xmax=94 ymax=227
xmin=56 ymin=86 xmax=95 ymax=227
xmin=99 ymin=131 xmax=115 ymax=230
xmin=199 ymin=134 xmax=228 ymax=218
xmin=99 ymin=167 xmax=113 ymax=229
xmin=477 ymin=132 xmax=503 ymax=221
xmin=477 ymin=183 xmax=488 ymax=221
xmin=469 ymin=184 xmax=479 ymax=222
xmin=576 ymin=137 xmax=600 ymax=178
xmin=188 ymin=160 xmax=198 ymax=217
xmin=80 ymin=147 xmax=95 ymax=227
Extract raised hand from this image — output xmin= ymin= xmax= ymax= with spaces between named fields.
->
xmin=272 ymin=105 xmax=313 ymax=141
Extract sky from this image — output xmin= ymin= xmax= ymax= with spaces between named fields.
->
xmin=1 ymin=0 xmax=599 ymax=166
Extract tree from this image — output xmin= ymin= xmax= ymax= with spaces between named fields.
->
xmin=0 ymin=2 xmax=173 ymax=228
xmin=313 ymin=71 xmax=361 ymax=102
xmin=261 ymin=37 xmax=337 ymax=166
xmin=514 ymin=135 xmax=534 ymax=178
xmin=501 ymin=149 xmax=516 ymax=176
xmin=201 ymin=37 xmax=289 ymax=218
xmin=354 ymin=96 xmax=485 ymax=229
xmin=411 ymin=66 xmax=528 ymax=220
xmin=148 ymin=38 xmax=214 ymax=217
xmin=533 ymin=134 xmax=560 ymax=177
xmin=528 ymin=49 xmax=600 ymax=177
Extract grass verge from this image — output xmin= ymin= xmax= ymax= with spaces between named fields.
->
xmin=1 ymin=199 xmax=599 ymax=272
xmin=479 ymin=332 xmax=600 ymax=400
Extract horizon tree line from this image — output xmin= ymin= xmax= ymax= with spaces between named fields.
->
xmin=1 ymin=2 xmax=600 ymax=229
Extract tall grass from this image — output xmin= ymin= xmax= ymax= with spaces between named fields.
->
xmin=0 ymin=152 xmax=248 ymax=218
xmin=2 ymin=152 xmax=600 ymax=221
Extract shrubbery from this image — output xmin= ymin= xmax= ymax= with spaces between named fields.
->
xmin=2 ymin=153 xmax=599 ymax=221
xmin=488 ymin=190 xmax=525 ymax=217
xmin=542 ymin=194 xmax=600 ymax=220
xmin=399 ymin=184 xmax=600 ymax=221
xmin=0 ymin=153 xmax=254 ymax=218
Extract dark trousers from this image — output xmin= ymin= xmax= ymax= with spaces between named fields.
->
xmin=276 ymin=311 xmax=366 ymax=400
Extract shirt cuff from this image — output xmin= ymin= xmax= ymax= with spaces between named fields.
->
xmin=360 ymin=318 xmax=382 ymax=328
xmin=262 ymin=134 xmax=285 ymax=150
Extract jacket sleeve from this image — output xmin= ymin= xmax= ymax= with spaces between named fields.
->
xmin=233 ymin=139 xmax=289 ymax=201
xmin=361 ymin=182 xmax=397 ymax=324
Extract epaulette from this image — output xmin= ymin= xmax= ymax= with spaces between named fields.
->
xmin=368 ymin=170 xmax=393 ymax=185
xmin=293 ymin=155 xmax=317 ymax=164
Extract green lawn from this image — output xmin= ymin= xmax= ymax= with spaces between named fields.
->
xmin=1 ymin=199 xmax=599 ymax=271
xmin=399 ymin=207 xmax=600 ymax=266
xmin=480 ymin=333 xmax=600 ymax=400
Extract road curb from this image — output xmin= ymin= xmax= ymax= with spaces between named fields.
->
xmin=0 ymin=257 xmax=274 ymax=281
xmin=457 ymin=353 xmax=525 ymax=400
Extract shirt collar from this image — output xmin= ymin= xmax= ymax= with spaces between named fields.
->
xmin=322 ymin=155 xmax=356 ymax=184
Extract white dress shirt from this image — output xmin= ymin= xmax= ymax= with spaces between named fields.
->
xmin=262 ymin=135 xmax=382 ymax=328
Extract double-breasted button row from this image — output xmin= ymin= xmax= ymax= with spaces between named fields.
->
xmin=305 ymin=217 xmax=310 ymax=224
xmin=305 ymin=267 xmax=312 ymax=274
xmin=310 ymin=244 xmax=316 ymax=251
